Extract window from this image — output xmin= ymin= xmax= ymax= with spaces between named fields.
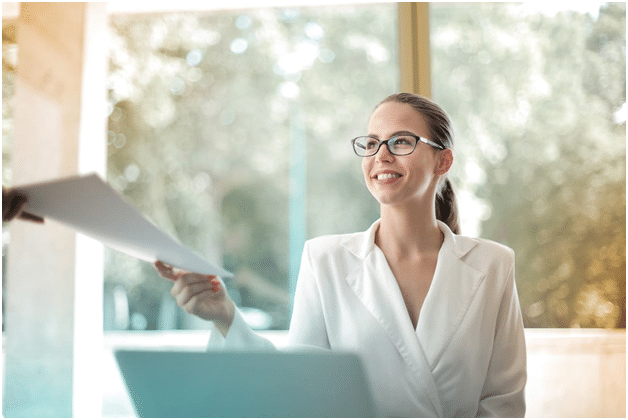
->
xmin=104 ymin=4 xmax=398 ymax=331
xmin=4 ymin=3 xmax=624 ymax=332
xmin=430 ymin=2 xmax=626 ymax=328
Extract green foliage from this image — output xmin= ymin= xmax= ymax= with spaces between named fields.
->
xmin=431 ymin=3 xmax=626 ymax=327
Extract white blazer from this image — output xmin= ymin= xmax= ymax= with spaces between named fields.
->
xmin=209 ymin=220 xmax=527 ymax=417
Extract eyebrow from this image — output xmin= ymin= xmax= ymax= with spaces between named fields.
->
xmin=366 ymin=130 xmax=418 ymax=139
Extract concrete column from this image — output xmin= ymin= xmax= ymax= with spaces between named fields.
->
xmin=3 ymin=2 xmax=107 ymax=417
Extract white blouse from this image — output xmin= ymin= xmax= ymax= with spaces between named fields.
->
xmin=208 ymin=220 xmax=527 ymax=417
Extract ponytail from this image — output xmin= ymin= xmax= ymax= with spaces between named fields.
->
xmin=436 ymin=178 xmax=460 ymax=235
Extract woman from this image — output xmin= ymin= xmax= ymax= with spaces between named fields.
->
xmin=155 ymin=93 xmax=527 ymax=417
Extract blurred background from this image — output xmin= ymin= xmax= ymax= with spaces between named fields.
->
xmin=2 ymin=1 xmax=625 ymax=418
xmin=5 ymin=2 xmax=624 ymax=332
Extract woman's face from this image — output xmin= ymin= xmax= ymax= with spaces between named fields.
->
xmin=362 ymin=101 xmax=447 ymax=207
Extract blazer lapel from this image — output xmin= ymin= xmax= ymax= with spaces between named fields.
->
xmin=342 ymin=221 xmax=444 ymax=416
xmin=417 ymin=221 xmax=485 ymax=367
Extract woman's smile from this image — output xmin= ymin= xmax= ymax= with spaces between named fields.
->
xmin=373 ymin=171 xmax=403 ymax=181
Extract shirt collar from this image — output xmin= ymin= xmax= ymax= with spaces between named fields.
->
xmin=341 ymin=219 xmax=478 ymax=260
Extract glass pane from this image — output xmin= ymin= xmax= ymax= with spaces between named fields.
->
xmin=105 ymin=5 xmax=398 ymax=331
xmin=430 ymin=2 xmax=626 ymax=328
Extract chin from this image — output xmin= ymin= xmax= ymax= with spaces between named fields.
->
xmin=369 ymin=188 xmax=427 ymax=209
xmin=370 ymin=192 xmax=403 ymax=206
xmin=367 ymin=184 xmax=403 ymax=204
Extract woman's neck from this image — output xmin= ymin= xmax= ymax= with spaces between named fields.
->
xmin=376 ymin=201 xmax=443 ymax=258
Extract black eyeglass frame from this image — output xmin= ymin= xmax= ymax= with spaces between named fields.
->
xmin=351 ymin=134 xmax=445 ymax=157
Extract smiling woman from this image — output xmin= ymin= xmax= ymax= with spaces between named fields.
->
xmin=156 ymin=92 xmax=527 ymax=417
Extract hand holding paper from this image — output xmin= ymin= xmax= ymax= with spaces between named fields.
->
xmin=17 ymin=173 xmax=232 ymax=278
xmin=2 ymin=187 xmax=45 ymax=223
xmin=155 ymin=260 xmax=235 ymax=336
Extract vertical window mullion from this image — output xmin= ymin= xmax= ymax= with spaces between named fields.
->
xmin=398 ymin=2 xmax=431 ymax=97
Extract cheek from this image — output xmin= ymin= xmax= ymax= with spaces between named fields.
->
xmin=361 ymin=158 xmax=370 ymax=180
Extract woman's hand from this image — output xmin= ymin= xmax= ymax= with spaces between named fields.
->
xmin=154 ymin=261 xmax=235 ymax=337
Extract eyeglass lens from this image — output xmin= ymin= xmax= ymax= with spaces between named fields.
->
xmin=353 ymin=136 xmax=416 ymax=156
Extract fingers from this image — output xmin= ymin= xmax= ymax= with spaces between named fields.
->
xmin=2 ymin=189 xmax=28 ymax=222
xmin=181 ymin=289 xmax=216 ymax=316
xmin=171 ymin=278 xmax=219 ymax=308
xmin=155 ymin=261 xmax=218 ymax=285
xmin=154 ymin=261 xmax=224 ymax=319
xmin=170 ymin=273 xmax=219 ymax=298
xmin=154 ymin=261 xmax=178 ymax=281
xmin=19 ymin=211 xmax=44 ymax=223
xmin=171 ymin=277 xmax=223 ymax=319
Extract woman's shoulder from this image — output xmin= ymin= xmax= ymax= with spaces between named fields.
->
xmin=456 ymin=234 xmax=518 ymax=299
xmin=304 ymin=231 xmax=364 ymax=252
xmin=453 ymin=231 xmax=515 ymax=273
xmin=470 ymin=235 xmax=514 ymax=258
xmin=300 ymin=231 xmax=367 ymax=277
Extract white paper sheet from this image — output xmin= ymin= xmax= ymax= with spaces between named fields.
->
xmin=17 ymin=173 xmax=232 ymax=278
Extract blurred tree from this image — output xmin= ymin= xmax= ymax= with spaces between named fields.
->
xmin=431 ymin=2 xmax=625 ymax=328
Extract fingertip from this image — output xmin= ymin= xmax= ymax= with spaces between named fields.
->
xmin=155 ymin=261 xmax=173 ymax=272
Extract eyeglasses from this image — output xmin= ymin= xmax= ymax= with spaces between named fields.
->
xmin=351 ymin=134 xmax=445 ymax=157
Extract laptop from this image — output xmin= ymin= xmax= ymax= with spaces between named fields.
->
xmin=114 ymin=349 xmax=377 ymax=418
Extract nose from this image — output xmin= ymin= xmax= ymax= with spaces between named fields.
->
xmin=374 ymin=141 xmax=394 ymax=161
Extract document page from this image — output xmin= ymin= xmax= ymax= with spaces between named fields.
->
xmin=17 ymin=173 xmax=232 ymax=278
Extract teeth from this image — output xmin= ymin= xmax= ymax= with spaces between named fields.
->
xmin=377 ymin=173 xmax=401 ymax=180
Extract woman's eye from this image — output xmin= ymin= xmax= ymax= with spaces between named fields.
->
xmin=366 ymin=141 xmax=379 ymax=149
xmin=394 ymin=137 xmax=411 ymax=146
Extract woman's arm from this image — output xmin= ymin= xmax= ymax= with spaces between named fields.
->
xmin=155 ymin=239 xmax=332 ymax=352
xmin=287 ymin=241 xmax=331 ymax=349
xmin=476 ymin=253 xmax=527 ymax=417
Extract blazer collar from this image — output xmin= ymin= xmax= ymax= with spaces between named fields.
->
xmin=341 ymin=219 xmax=479 ymax=261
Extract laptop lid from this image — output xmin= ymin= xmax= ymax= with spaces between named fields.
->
xmin=114 ymin=349 xmax=376 ymax=418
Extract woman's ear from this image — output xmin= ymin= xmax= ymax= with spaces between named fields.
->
xmin=435 ymin=149 xmax=454 ymax=176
